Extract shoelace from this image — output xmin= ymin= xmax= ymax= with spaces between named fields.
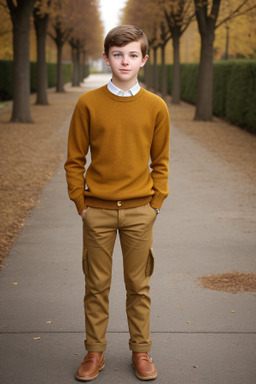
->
xmin=135 ymin=353 xmax=153 ymax=363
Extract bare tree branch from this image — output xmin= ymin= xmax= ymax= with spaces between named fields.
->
xmin=216 ymin=2 xmax=256 ymax=29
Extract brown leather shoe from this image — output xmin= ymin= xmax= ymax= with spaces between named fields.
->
xmin=76 ymin=352 xmax=105 ymax=381
xmin=132 ymin=352 xmax=157 ymax=381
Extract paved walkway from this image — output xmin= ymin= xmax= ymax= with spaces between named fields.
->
xmin=0 ymin=74 xmax=255 ymax=384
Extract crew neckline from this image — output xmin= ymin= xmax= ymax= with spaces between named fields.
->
xmin=107 ymin=80 xmax=141 ymax=96
xmin=102 ymin=84 xmax=145 ymax=102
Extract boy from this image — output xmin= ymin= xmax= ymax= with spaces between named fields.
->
xmin=64 ymin=25 xmax=170 ymax=381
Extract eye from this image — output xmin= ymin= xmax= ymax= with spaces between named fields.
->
xmin=131 ymin=54 xmax=138 ymax=58
xmin=114 ymin=53 xmax=121 ymax=58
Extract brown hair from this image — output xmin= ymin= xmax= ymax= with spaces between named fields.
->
xmin=104 ymin=25 xmax=149 ymax=58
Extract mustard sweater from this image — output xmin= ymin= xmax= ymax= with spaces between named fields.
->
xmin=64 ymin=85 xmax=170 ymax=214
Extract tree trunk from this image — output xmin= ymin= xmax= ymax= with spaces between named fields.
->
xmin=161 ymin=44 xmax=167 ymax=99
xmin=172 ymin=27 xmax=180 ymax=104
xmin=194 ymin=0 xmax=221 ymax=121
xmin=34 ymin=11 xmax=49 ymax=105
xmin=82 ymin=50 xmax=87 ymax=80
xmin=153 ymin=47 xmax=159 ymax=92
xmin=224 ymin=25 xmax=229 ymax=60
xmin=73 ymin=48 xmax=80 ymax=86
xmin=144 ymin=59 xmax=151 ymax=90
xmin=72 ymin=46 xmax=80 ymax=87
xmin=56 ymin=43 xmax=64 ymax=92
xmin=79 ymin=49 xmax=84 ymax=83
xmin=194 ymin=31 xmax=214 ymax=121
xmin=48 ymin=18 xmax=69 ymax=93
xmin=71 ymin=45 xmax=76 ymax=86
xmin=74 ymin=48 xmax=79 ymax=86
xmin=143 ymin=47 xmax=150 ymax=89
xmin=7 ymin=0 xmax=35 ymax=122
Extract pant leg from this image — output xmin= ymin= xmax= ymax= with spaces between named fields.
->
xmin=118 ymin=204 xmax=156 ymax=352
xmin=82 ymin=207 xmax=117 ymax=352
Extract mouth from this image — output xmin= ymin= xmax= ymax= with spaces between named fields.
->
xmin=120 ymin=69 xmax=131 ymax=73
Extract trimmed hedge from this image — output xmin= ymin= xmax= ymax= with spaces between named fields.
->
xmin=225 ymin=61 xmax=256 ymax=133
xmin=180 ymin=63 xmax=199 ymax=105
xmin=30 ymin=62 xmax=74 ymax=92
xmin=0 ymin=61 xmax=86 ymax=101
xmin=141 ymin=60 xmax=256 ymax=134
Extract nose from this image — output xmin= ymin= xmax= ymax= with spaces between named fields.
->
xmin=122 ymin=56 xmax=129 ymax=65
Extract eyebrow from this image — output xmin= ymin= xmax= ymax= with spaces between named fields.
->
xmin=112 ymin=50 xmax=140 ymax=54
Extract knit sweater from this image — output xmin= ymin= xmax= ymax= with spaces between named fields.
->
xmin=64 ymin=85 xmax=170 ymax=214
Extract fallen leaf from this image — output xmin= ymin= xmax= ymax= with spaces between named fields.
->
xmin=230 ymin=310 xmax=235 ymax=313
xmin=46 ymin=321 xmax=53 ymax=324
xmin=12 ymin=282 xmax=19 ymax=285
xmin=33 ymin=337 xmax=40 ymax=340
xmin=186 ymin=321 xmax=191 ymax=324
xmin=193 ymin=365 xmax=199 ymax=369
xmin=196 ymin=271 xmax=256 ymax=294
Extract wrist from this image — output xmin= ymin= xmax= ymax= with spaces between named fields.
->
xmin=80 ymin=209 xmax=87 ymax=219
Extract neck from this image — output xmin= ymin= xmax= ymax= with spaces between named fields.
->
xmin=111 ymin=77 xmax=137 ymax=91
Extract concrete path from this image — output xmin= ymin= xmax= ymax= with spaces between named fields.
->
xmin=0 ymin=74 xmax=255 ymax=384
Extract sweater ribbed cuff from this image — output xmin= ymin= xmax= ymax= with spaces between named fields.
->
xmin=75 ymin=195 xmax=87 ymax=215
xmin=150 ymin=193 xmax=166 ymax=211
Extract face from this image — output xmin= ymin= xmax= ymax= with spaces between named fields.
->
xmin=103 ymin=41 xmax=148 ymax=91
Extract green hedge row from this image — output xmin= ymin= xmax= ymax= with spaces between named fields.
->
xmin=30 ymin=62 xmax=73 ymax=93
xmin=0 ymin=60 xmax=88 ymax=101
xmin=142 ymin=60 xmax=256 ymax=134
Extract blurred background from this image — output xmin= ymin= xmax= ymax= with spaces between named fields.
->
xmin=0 ymin=0 xmax=255 ymax=130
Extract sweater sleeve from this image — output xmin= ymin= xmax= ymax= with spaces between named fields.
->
xmin=64 ymin=97 xmax=90 ymax=214
xmin=150 ymin=101 xmax=170 ymax=210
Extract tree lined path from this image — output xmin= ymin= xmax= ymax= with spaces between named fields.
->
xmin=0 ymin=74 xmax=256 ymax=384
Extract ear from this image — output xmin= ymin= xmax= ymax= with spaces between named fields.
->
xmin=140 ymin=54 xmax=149 ymax=68
xmin=103 ymin=52 xmax=110 ymax=66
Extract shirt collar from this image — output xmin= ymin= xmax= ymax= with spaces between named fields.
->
xmin=107 ymin=80 xmax=140 ymax=97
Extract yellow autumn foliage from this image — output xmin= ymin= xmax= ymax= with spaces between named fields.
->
xmin=0 ymin=1 xmax=255 ymax=62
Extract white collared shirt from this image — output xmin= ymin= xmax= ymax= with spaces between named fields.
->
xmin=107 ymin=80 xmax=140 ymax=97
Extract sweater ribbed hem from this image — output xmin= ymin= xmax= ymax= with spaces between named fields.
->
xmin=84 ymin=196 xmax=152 ymax=210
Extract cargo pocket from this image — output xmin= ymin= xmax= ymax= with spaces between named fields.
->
xmin=82 ymin=248 xmax=88 ymax=278
xmin=145 ymin=248 xmax=155 ymax=277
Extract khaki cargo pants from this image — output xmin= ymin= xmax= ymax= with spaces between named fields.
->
xmin=82 ymin=203 xmax=156 ymax=352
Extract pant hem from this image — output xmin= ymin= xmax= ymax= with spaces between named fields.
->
xmin=129 ymin=341 xmax=152 ymax=352
xmin=84 ymin=340 xmax=107 ymax=352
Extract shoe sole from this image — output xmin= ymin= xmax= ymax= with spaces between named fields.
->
xmin=133 ymin=364 xmax=157 ymax=381
xmin=135 ymin=372 xmax=157 ymax=381
xmin=75 ymin=363 xmax=105 ymax=381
